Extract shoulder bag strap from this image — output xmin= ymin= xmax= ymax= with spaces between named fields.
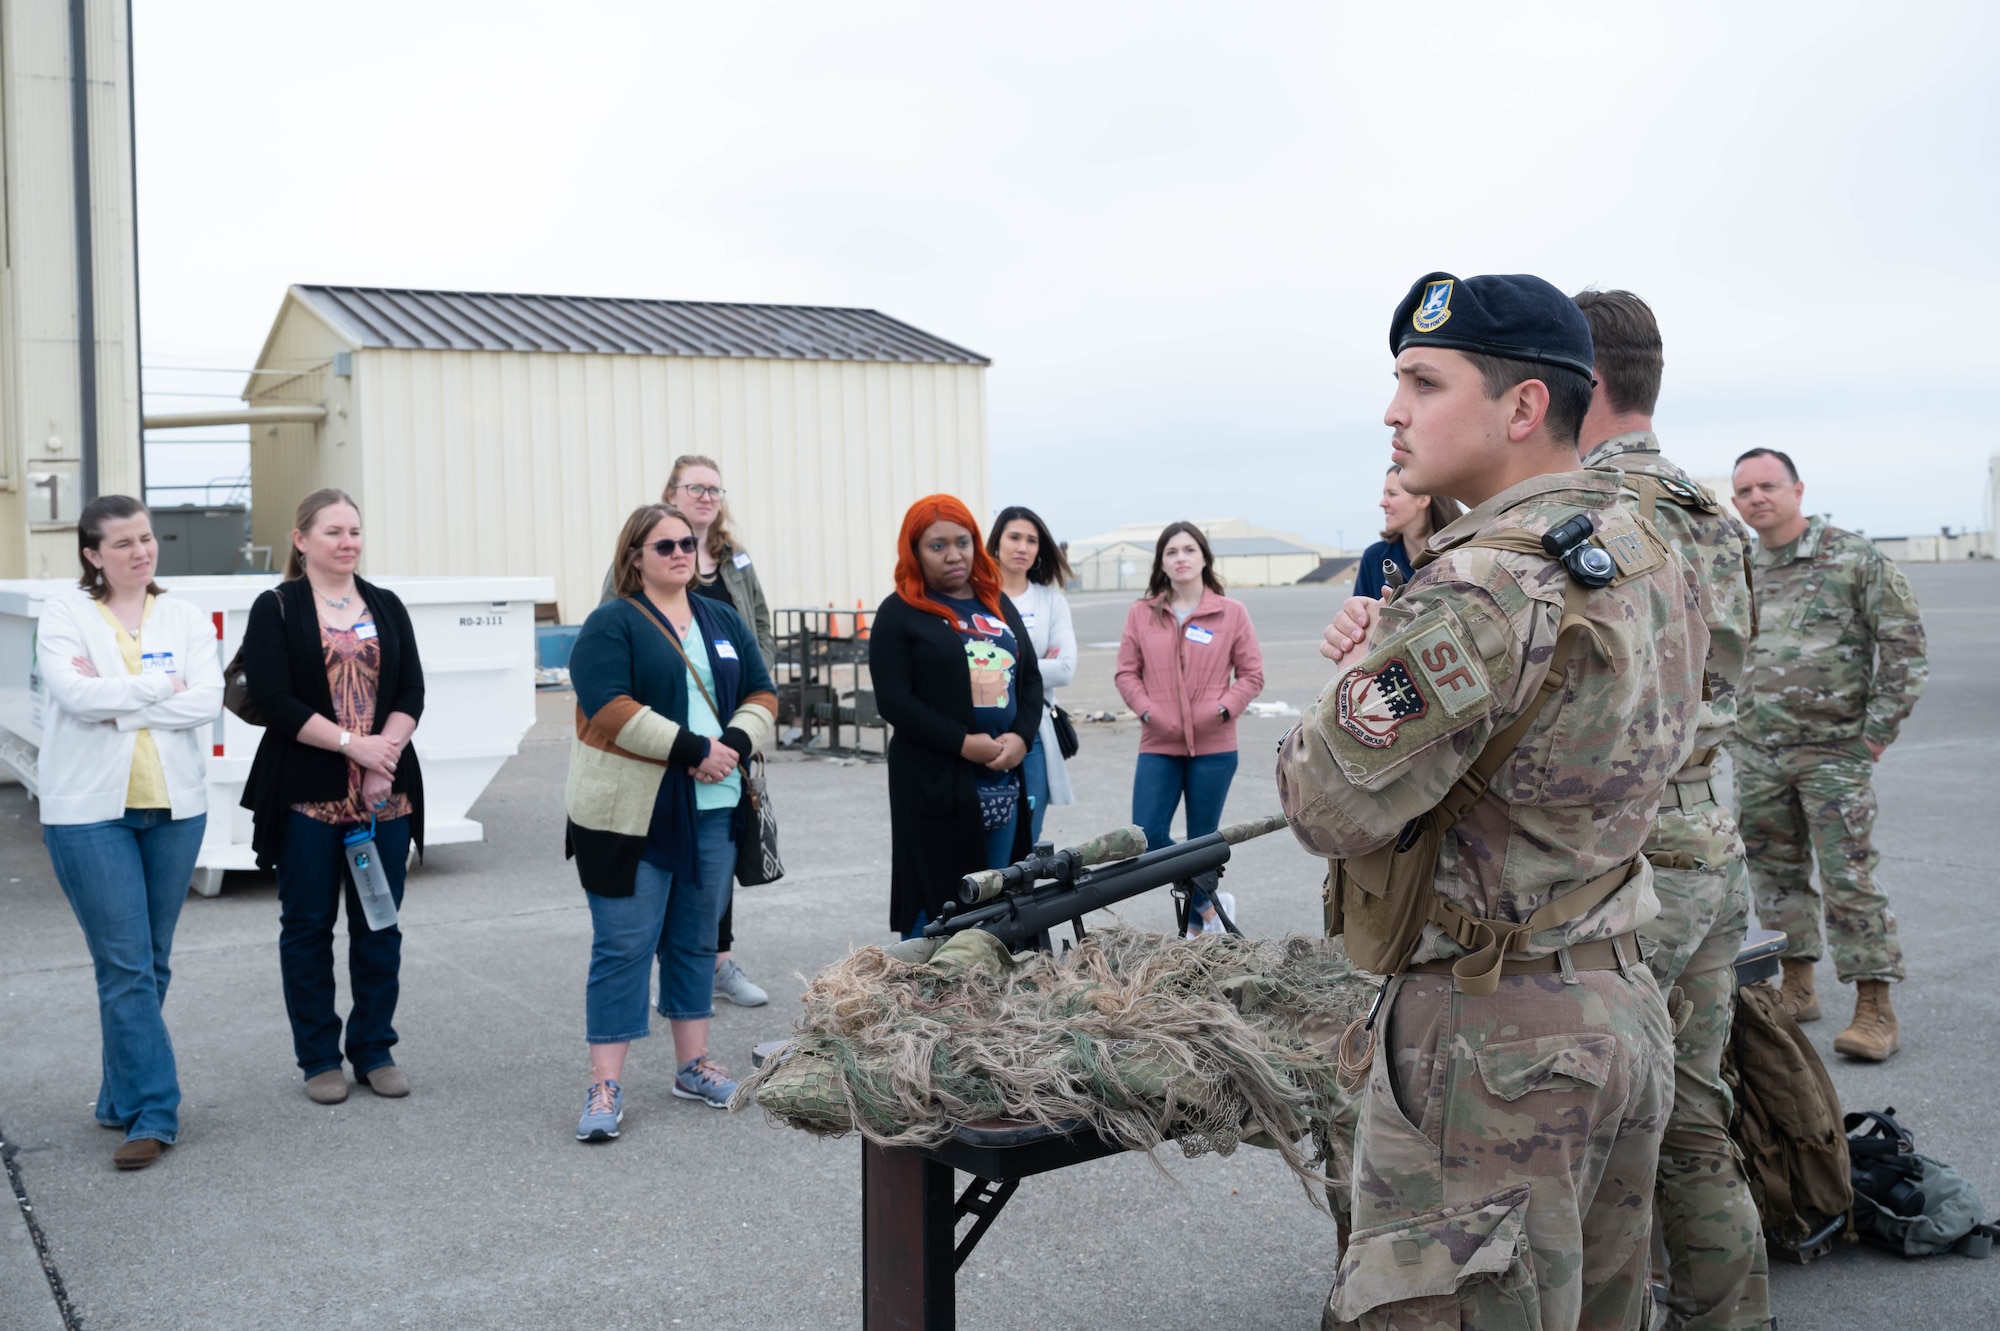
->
xmin=627 ymin=596 xmax=726 ymax=730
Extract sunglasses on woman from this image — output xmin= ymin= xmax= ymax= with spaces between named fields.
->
xmin=646 ymin=536 xmax=700 ymax=556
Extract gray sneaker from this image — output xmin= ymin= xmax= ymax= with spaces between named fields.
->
xmin=713 ymin=958 xmax=769 ymax=1007
xmin=673 ymin=1056 xmax=738 ymax=1108
xmin=576 ymin=1079 xmax=622 ymax=1142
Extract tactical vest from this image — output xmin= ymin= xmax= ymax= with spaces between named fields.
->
xmin=1326 ymin=515 xmax=1672 ymax=997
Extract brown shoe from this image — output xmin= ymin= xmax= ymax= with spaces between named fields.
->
xmin=1779 ymin=957 xmax=1821 ymax=1022
xmin=112 ymin=1138 xmax=167 ymax=1171
xmin=305 ymin=1070 xmax=349 ymax=1104
xmin=1834 ymin=980 xmax=1900 ymax=1061
xmin=358 ymin=1065 xmax=409 ymax=1098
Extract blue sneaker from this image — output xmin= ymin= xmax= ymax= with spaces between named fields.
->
xmin=576 ymin=1079 xmax=622 ymax=1142
xmin=672 ymin=1056 xmax=738 ymax=1109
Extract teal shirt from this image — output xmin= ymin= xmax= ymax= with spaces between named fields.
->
xmin=682 ymin=617 xmax=743 ymax=810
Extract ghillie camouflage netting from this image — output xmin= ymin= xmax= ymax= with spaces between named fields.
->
xmin=732 ymin=927 xmax=1377 ymax=1203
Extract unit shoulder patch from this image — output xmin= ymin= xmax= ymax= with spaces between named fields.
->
xmin=1315 ymin=600 xmax=1498 ymax=784
xmin=1334 ymin=657 xmax=1428 ymax=748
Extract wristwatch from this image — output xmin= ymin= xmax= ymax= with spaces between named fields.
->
xmin=339 ymin=730 xmax=352 ymax=751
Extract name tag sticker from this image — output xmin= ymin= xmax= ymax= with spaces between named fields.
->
xmin=714 ymin=640 xmax=739 ymax=660
xmin=1019 ymin=611 xmax=1037 ymax=629
xmin=140 ymin=651 xmax=176 ymax=675
xmin=1184 ymin=623 xmax=1215 ymax=645
xmin=733 ymin=551 xmax=753 ymax=569
xmin=354 ymin=622 xmax=379 ymax=640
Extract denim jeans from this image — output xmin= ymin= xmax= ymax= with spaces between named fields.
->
xmin=43 ymin=808 xmax=206 ymax=1144
xmin=1021 ymin=735 xmax=1050 ymax=844
xmin=586 ymin=807 xmax=735 ymax=1040
xmin=1132 ymin=751 xmax=1239 ymax=912
xmin=276 ymin=811 xmax=410 ymax=1078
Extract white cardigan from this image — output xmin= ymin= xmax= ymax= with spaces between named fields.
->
xmin=34 ymin=586 xmax=225 ymax=825
xmin=1007 ymin=581 xmax=1078 ymax=807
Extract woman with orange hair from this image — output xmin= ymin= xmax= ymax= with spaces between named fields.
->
xmin=868 ymin=495 xmax=1045 ymax=938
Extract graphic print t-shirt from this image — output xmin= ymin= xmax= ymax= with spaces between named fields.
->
xmin=939 ymin=595 xmax=1019 ymax=788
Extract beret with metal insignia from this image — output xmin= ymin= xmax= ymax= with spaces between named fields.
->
xmin=1390 ymin=271 xmax=1596 ymax=379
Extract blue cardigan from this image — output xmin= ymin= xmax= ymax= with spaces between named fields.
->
xmin=567 ymin=593 xmax=775 ymax=890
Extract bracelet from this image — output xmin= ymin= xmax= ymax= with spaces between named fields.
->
xmin=339 ymin=730 xmax=352 ymax=750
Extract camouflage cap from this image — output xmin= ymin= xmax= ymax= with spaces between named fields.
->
xmin=1391 ymin=271 xmax=1597 ymax=379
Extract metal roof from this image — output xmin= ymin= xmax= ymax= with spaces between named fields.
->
xmin=1208 ymin=537 xmax=1319 ymax=557
xmin=289 ymin=285 xmax=990 ymax=365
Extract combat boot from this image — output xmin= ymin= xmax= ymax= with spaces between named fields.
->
xmin=1834 ymin=980 xmax=1900 ymax=1061
xmin=1779 ymin=957 xmax=1821 ymax=1022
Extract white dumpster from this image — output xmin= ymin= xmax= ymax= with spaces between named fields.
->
xmin=0 ymin=574 xmax=554 ymax=895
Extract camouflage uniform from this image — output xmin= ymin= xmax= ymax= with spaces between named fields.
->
xmin=1280 ymin=469 xmax=1705 ymax=1331
xmin=1736 ymin=516 xmax=1927 ymax=983
xmin=1595 ymin=434 xmax=1768 ymax=1331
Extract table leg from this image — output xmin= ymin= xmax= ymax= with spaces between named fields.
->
xmin=863 ymin=1139 xmax=957 ymax=1331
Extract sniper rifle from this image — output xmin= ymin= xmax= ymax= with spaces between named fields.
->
xmin=923 ymin=814 xmax=1290 ymax=953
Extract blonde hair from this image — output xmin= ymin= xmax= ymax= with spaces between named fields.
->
xmin=662 ymin=454 xmax=742 ymax=564
xmin=287 ymin=488 xmax=361 ymax=581
xmin=609 ymin=504 xmax=693 ymax=600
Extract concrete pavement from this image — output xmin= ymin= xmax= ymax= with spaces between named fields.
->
xmin=2 ymin=568 xmax=1996 ymax=1329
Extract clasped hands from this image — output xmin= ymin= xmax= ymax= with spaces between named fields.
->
xmin=693 ymin=743 xmax=741 ymax=784
xmin=961 ymin=731 xmax=1026 ymax=772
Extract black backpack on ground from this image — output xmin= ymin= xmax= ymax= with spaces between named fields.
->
xmin=1845 ymin=1108 xmax=1997 ymax=1259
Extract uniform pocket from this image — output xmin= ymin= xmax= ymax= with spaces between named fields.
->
xmin=1324 ymin=1186 xmax=1542 ymax=1330
xmin=1473 ymin=1034 xmax=1615 ymax=1102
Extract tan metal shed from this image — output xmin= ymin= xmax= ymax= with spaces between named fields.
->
xmin=240 ymin=286 xmax=992 ymax=621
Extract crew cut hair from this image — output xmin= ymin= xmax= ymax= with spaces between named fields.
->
xmin=1572 ymin=288 xmax=1664 ymax=416
xmin=986 ymin=505 xmax=1074 ymax=587
xmin=1462 ymin=353 xmax=1594 ymax=447
xmin=1734 ymin=447 xmax=1800 ymax=482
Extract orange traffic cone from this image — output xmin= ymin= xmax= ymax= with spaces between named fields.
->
xmin=827 ymin=601 xmax=847 ymax=638
xmin=854 ymin=599 xmax=870 ymax=640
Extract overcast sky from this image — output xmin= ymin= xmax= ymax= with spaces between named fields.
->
xmin=135 ymin=0 xmax=1999 ymax=553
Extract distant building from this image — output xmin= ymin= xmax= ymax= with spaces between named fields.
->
xmin=237 ymin=285 xmax=991 ymax=620
xmin=1068 ymin=519 xmax=1333 ymax=590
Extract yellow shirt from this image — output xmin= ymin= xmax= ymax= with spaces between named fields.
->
xmin=96 ymin=596 xmax=170 ymax=809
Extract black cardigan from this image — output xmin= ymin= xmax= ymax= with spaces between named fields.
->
xmin=867 ymin=591 xmax=1043 ymax=934
xmin=240 ymin=576 xmax=426 ymax=869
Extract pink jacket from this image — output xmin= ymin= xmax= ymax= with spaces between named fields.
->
xmin=1114 ymin=588 xmax=1265 ymax=757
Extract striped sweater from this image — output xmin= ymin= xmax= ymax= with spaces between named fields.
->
xmin=564 ymin=593 xmax=777 ymax=895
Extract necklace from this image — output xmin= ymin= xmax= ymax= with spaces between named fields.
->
xmin=320 ymin=592 xmax=353 ymax=610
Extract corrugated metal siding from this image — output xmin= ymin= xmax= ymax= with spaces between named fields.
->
xmin=353 ymin=346 xmax=987 ymax=620
xmin=0 ymin=0 xmax=141 ymax=575
xmin=245 ymin=307 xmax=345 ymax=563
xmin=293 ymin=285 xmax=989 ymax=366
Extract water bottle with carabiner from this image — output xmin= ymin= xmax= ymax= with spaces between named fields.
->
xmin=343 ymin=814 xmax=399 ymax=931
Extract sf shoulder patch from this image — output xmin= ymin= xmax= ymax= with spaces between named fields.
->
xmin=1334 ymin=658 xmax=1428 ymax=748
xmin=1314 ymin=597 xmax=1500 ymax=788
xmin=1407 ymin=617 xmax=1491 ymax=716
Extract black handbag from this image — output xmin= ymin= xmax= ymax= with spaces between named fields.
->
xmin=1049 ymin=703 xmax=1080 ymax=760
xmin=222 ymin=590 xmax=282 ymax=727
xmin=733 ymin=754 xmax=784 ymax=886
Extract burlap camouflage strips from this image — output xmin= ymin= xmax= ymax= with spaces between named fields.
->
xmin=1735 ymin=739 xmax=1904 ymax=983
xmin=1740 ymin=516 xmax=1926 ymax=750
xmin=1595 ymin=434 xmax=1771 ymax=1330
xmin=1281 ymin=470 xmax=1704 ymax=1328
